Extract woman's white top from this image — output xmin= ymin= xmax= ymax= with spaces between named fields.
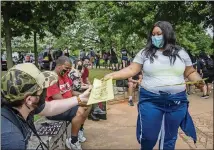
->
xmin=133 ymin=49 xmax=192 ymax=94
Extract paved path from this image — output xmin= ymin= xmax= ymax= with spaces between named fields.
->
xmin=82 ymin=91 xmax=213 ymax=149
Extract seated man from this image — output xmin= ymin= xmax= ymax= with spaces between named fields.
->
xmin=127 ymin=71 xmax=143 ymax=106
xmin=45 ymin=56 xmax=91 ymax=150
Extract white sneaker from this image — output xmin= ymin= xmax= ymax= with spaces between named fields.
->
xmin=66 ymin=138 xmax=82 ymax=150
xmin=93 ymin=106 xmax=106 ymax=114
xmin=78 ymin=130 xmax=86 ymax=143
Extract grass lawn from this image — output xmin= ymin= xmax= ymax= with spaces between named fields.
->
xmin=89 ymin=68 xmax=113 ymax=83
xmin=1 ymin=71 xmax=6 ymax=77
xmin=2 ymin=68 xmax=113 ymax=121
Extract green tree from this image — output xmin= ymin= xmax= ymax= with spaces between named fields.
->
xmin=1 ymin=1 xmax=77 ymax=68
xmin=89 ymin=1 xmax=213 ymax=53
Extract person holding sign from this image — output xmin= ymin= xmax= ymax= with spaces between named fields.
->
xmin=45 ymin=56 xmax=91 ymax=150
xmin=104 ymin=21 xmax=205 ymax=150
xmin=1 ymin=63 xmax=91 ymax=150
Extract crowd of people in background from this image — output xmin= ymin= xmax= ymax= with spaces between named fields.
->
xmin=79 ymin=47 xmax=135 ymax=71
xmin=187 ymin=52 xmax=214 ymax=99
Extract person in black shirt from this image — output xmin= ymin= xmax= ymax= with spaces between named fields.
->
xmin=56 ymin=48 xmax=63 ymax=60
xmin=95 ymin=51 xmax=101 ymax=69
xmin=48 ymin=48 xmax=54 ymax=71
xmin=102 ymin=51 xmax=109 ymax=68
xmin=110 ymin=48 xmax=118 ymax=71
xmin=18 ymin=52 xmax=24 ymax=63
xmin=64 ymin=47 xmax=70 ymax=57
xmin=1 ymin=63 xmax=91 ymax=150
xmin=196 ymin=53 xmax=213 ymax=98
xmin=121 ymin=48 xmax=128 ymax=69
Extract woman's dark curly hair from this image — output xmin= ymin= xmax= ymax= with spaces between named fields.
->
xmin=143 ymin=21 xmax=182 ymax=65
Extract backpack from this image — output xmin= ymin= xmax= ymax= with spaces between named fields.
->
xmin=1 ymin=105 xmax=48 ymax=150
xmin=205 ymin=58 xmax=213 ymax=70
xmin=2 ymin=106 xmax=27 ymax=139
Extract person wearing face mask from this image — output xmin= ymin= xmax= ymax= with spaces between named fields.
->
xmin=104 ymin=21 xmax=205 ymax=150
xmin=69 ymin=60 xmax=91 ymax=92
xmin=81 ymin=57 xmax=107 ymax=120
xmin=1 ymin=63 xmax=91 ymax=150
xmin=45 ymin=56 xmax=91 ymax=150
xmin=69 ymin=60 xmax=100 ymax=134
xmin=81 ymin=57 xmax=91 ymax=85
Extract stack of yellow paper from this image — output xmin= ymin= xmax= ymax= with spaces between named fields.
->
xmin=87 ymin=78 xmax=114 ymax=105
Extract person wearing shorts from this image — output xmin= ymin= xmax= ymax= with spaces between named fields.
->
xmin=89 ymin=48 xmax=96 ymax=68
xmin=127 ymin=71 xmax=142 ymax=106
xmin=110 ymin=48 xmax=118 ymax=71
xmin=202 ymin=68 xmax=213 ymax=98
xmin=197 ymin=55 xmax=212 ymax=98
xmin=46 ymin=56 xmax=91 ymax=150
xmin=103 ymin=52 xmax=109 ymax=68
xmin=121 ymin=48 xmax=128 ymax=68
xmin=48 ymin=48 xmax=54 ymax=71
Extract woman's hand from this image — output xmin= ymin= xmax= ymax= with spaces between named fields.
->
xmin=104 ymin=73 xmax=114 ymax=80
xmin=194 ymin=80 xmax=205 ymax=90
xmin=185 ymin=66 xmax=205 ymax=90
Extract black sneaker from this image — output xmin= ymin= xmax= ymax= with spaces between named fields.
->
xmin=128 ymin=100 xmax=134 ymax=106
xmin=201 ymin=95 xmax=209 ymax=99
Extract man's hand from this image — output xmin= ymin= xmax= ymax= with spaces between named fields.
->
xmin=79 ymin=85 xmax=92 ymax=103
xmin=81 ymin=84 xmax=89 ymax=89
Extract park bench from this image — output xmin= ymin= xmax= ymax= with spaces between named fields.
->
xmin=27 ymin=117 xmax=71 ymax=150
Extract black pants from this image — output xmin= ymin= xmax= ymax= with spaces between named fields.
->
xmin=46 ymin=106 xmax=79 ymax=122
xmin=95 ymin=60 xmax=100 ymax=69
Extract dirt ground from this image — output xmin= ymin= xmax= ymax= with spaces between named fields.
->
xmin=82 ymin=91 xmax=213 ymax=149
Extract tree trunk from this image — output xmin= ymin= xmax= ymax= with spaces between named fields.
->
xmin=34 ymin=31 xmax=38 ymax=67
xmin=3 ymin=10 xmax=13 ymax=69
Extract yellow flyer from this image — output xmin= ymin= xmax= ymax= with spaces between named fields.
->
xmin=87 ymin=78 xmax=114 ymax=105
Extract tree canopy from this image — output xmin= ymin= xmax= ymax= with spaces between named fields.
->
xmin=1 ymin=1 xmax=213 ymax=68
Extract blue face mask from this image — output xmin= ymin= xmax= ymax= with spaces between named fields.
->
xmin=151 ymin=35 xmax=164 ymax=48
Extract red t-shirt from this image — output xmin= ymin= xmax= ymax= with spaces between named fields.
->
xmin=46 ymin=74 xmax=73 ymax=101
xmin=81 ymin=68 xmax=89 ymax=84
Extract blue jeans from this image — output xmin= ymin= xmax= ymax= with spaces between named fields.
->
xmin=136 ymin=88 xmax=196 ymax=150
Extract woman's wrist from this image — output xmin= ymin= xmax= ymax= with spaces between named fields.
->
xmin=111 ymin=72 xmax=116 ymax=80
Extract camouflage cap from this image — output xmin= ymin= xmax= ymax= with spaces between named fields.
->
xmin=1 ymin=63 xmax=58 ymax=102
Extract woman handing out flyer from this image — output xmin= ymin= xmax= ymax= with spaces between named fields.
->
xmin=104 ymin=21 xmax=204 ymax=150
